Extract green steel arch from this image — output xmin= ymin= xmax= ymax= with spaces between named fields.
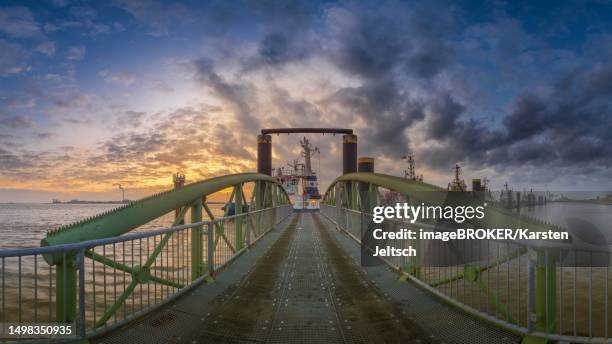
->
xmin=323 ymin=172 xmax=565 ymax=341
xmin=39 ymin=172 xmax=290 ymax=325
xmin=323 ymin=172 xmax=564 ymax=234
xmin=42 ymin=172 xmax=289 ymax=249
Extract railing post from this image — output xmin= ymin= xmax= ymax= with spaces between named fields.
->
xmin=235 ymin=184 xmax=243 ymax=251
xmin=246 ymin=212 xmax=251 ymax=247
xmin=535 ymin=248 xmax=556 ymax=333
xmin=255 ymin=182 xmax=262 ymax=236
xmin=56 ymin=253 xmax=77 ymax=323
xmin=523 ymin=248 xmax=555 ymax=344
xmin=207 ymin=222 xmax=214 ymax=276
xmin=527 ymin=251 xmax=536 ymax=333
xmin=76 ymin=248 xmax=86 ymax=339
xmin=191 ymin=198 xmax=203 ymax=280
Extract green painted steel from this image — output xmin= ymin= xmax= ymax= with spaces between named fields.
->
xmin=41 ymin=173 xmax=289 ymax=326
xmin=191 ymin=198 xmax=203 ymax=280
xmin=324 ymin=172 xmax=565 ymax=234
xmin=324 ymin=172 xmax=568 ymax=339
xmin=41 ymin=173 xmax=286 ymax=256
xmin=56 ymin=255 xmax=77 ymax=323
xmin=235 ymin=184 xmax=244 ymax=251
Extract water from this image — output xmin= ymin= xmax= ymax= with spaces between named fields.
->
xmin=0 ymin=203 xmax=224 ymax=249
xmin=0 ymin=202 xmax=242 ymax=330
xmin=521 ymin=202 xmax=612 ymax=244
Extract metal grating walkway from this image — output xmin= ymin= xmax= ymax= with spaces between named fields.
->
xmin=93 ymin=213 xmax=520 ymax=344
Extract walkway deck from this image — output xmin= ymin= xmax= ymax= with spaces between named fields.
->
xmin=93 ymin=213 xmax=520 ymax=344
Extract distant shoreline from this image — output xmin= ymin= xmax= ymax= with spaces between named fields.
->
xmin=551 ymin=198 xmax=612 ymax=205
xmin=51 ymin=200 xmax=131 ymax=204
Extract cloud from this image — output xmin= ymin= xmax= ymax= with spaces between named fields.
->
xmin=33 ymin=132 xmax=55 ymax=140
xmin=112 ymin=0 xmax=193 ymax=36
xmin=119 ymin=110 xmax=147 ymax=127
xmin=193 ymin=59 xmax=260 ymax=131
xmin=69 ymin=6 xmax=97 ymax=19
xmin=151 ymin=80 xmax=174 ymax=93
xmin=0 ymin=148 xmax=36 ymax=170
xmin=66 ymin=46 xmax=86 ymax=60
xmin=35 ymin=41 xmax=56 ymax=56
xmin=99 ymin=69 xmax=137 ymax=86
xmin=0 ymin=115 xmax=34 ymax=129
xmin=0 ymin=6 xmax=41 ymax=37
xmin=0 ymin=39 xmax=30 ymax=76
xmin=51 ymin=92 xmax=89 ymax=109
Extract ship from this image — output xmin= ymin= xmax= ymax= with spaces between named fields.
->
xmin=274 ymin=137 xmax=321 ymax=211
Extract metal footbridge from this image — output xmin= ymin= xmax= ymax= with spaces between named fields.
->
xmin=1 ymin=128 xmax=611 ymax=344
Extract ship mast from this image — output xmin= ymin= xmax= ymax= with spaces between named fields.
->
xmin=448 ymin=164 xmax=466 ymax=191
xmin=300 ymin=137 xmax=319 ymax=176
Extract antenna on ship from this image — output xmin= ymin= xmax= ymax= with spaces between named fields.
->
xmin=300 ymin=136 xmax=320 ymax=176
xmin=401 ymin=153 xmax=423 ymax=181
xmin=448 ymin=164 xmax=466 ymax=191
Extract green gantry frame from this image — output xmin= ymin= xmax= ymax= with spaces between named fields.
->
xmin=323 ymin=172 xmax=561 ymax=343
xmin=41 ymin=173 xmax=290 ymax=327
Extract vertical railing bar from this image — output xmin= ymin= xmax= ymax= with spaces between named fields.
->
xmin=152 ymin=236 xmax=156 ymax=308
xmin=574 ymin=251 xmax=577 ymax=336
xmin=62 ymin=251 xmax=67 ymax=323
xmin=147 ymin=236 xmax=150 ymax=308
xmin=102 ymin=245 xmax=107 ymax=327
xmin=208 ymin=222 xmax=214 ymax=276
xmin=497 ymin=242 xmax=500 ymax=319
xmin=131 ymin=239 xmax=135 ymax=316
xmin=92 ymin=247 xmax=96 ymax=328
xmin=48 ymin=263 xmax=52 ymax=322
xmin=34 ymin=254 xmax=38 ymax=323
xmin=160 ymin=235 xmax=164 ymax=300
xmin=545 ymin=248 xmax=549 ymax=334
xmin=139 ymin=238 xmax=143 ymax=311
xmin=560 ymin=250 xmax=563 ymax=335
xmin=123 ymin=241 xmax=127 ymax=321
xmin=487 ymin=241 xmax=490 ymax=315
xmin=527 ymin=250 xmax=534 ymax=332
xmin=1 ymin=257 xmax=4 ymax=326
xmin=517 ymin=245 xmax=521 ymax=326
xmin=589 ymin=252 xmax=592 ymax=338
xmin=606 ymin=260 xmax=609 ymax=339
xmin=163 ymin=233 xmax=167 ymax=300
xmin=77 ymin=249 xmax=86 ymax=339
xmin=178 ymin=229 xmax=182 ymax=286
xmin=506 ymin=243 xmax=510 ymax=322
xmin=113 ymin=242 xmax=117 ymax=323
xmin=18 ymin=255 xmax=22 ymax=323
xmin=172 ymin=233 xmax=176 ymax=290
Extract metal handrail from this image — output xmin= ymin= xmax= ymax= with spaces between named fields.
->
xmin=0 ymin=205 xmax=293 ymax=342
xmin=0 ymin=207 xmax=284 ymax=258
xmin=321 ymin=204 xmax=612 ymax=344
xmin=338 ymin=206 xmax=612 ymax=254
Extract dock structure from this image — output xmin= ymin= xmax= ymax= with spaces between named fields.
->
xmin=92 ymin=212 xmax=517 ymax=344
xmin=0 ymin=129 xmax=607 ymax=344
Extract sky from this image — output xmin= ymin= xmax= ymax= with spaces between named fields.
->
xmin=1 ymin=0 xmax=612 ymax=202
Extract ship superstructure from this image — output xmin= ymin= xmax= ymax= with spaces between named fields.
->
xmin=274 ymin=137 xmax=321 ymax=211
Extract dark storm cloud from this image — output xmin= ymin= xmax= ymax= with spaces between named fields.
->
xmin=190 ymin=0 xmax=612 ymax=186
xmin=418 ymin=62 xmax=612 ymax=172
xmin=320 ymin=2 xmax=455 ymax=157
xmin=193 ymin=58 xmax=260 ymax=131
xmin=256 ymin=32 xmax=308 ymax=66
xmin=247 ymin=1 xmax=316 ymax=68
